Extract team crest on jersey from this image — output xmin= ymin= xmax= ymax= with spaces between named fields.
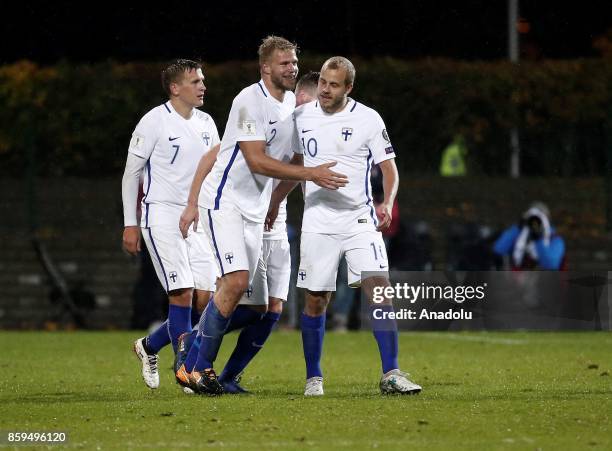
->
xmin=169 ymin=271 xmax=178 ymax=283
xmin=202 ymin=132 xmax=210 ymax=146
xmin=225 ymin=252 xmax=234 ymax=264
xmin=382 ymin=129 xmax=390 ymax=143
xmin=341 ymin=127 xmax=353 ymax=141
xmin=298 ymin=269 xmax=307 ymax=281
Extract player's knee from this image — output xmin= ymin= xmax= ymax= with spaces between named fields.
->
xmin=168 ymin=288 xmax=193 ymax=307
xmin=223 ymin=272 xmax=249 ymax=300
xmin=305 ymin=291 xmax=329 ymax=316
xmin=362 ymin=276 xmax=391 ymax=304
xmin=268 ymin=298 xmax=283 ymax=314
xmin=248 ymin=305 xmax=268 ymax=314
xmin=194 ymin=290 xmax=212 ymax=314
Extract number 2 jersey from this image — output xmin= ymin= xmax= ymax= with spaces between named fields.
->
xmin=295 ymin=98 xmax=396 ymax=234
xmin=128 ymin=101 xmax=220 ymax=228
xmin=198 ymin=81 xmax=297 ymax=224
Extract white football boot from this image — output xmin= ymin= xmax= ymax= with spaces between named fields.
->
xmin=304 ymin=376 xmax=324 ymax=396
xmin=379 ymin=369 xmax=422 ymax=395
xmin=133 ymin=338 xmax=160 ymax=389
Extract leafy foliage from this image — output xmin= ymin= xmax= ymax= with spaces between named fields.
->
xmin=2 ymin=58 xmax=612 ymax=176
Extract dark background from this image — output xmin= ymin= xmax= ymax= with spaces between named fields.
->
xmin=5 ymin=1 xmax=612 ymax=63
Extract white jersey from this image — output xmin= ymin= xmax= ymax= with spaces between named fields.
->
xmin=128 ymin=101 xmax=220 ymax=227
xmin=295 ymin=98 xmax=396 ymax=234
xmin=198 ymin=80 xmax=297 ymax=223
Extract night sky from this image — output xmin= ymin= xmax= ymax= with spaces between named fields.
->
xmin=5 ymin=1 xmax=612 ymax=64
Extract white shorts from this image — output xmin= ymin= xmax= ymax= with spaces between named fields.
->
xmin=142 ymin=225 xmax=218 ymax=293
xmin=202 ymin=206 xmax=264 ymax=285
xmin=240 ymin=237 xmax=291 ymax=305
xmin=297 ymin=231 xmax=389 ymax=291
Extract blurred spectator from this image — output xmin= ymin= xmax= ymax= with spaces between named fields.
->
xmin=440 ymin=134 xmax=468 ymax=176
xmin=446 ymin=222 xmax=497 ymax=271
xmin=388 ymin=220 xmax=433 ymax=270
xmin=493 ymin=202 xmax=566 ymax=270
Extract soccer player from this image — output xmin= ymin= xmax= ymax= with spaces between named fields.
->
xmin=209 ymin=71 xmax=321 ymax=393
xmin=267 ymin=57 xmax=422 ymax=396
xmin=177 ymin=37 xmax=347 ymax=395
xmin=122 ymin=59 xmax=220 ymax=390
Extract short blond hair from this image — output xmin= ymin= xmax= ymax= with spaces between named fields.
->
xmin=322 ymin=56 xmax=355 ymax=86
xmin=258 ymin=35 xmax=298 ymax=65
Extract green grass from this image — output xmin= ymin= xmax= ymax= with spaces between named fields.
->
xmin=0 ymin=331 xmax=611 ymax=450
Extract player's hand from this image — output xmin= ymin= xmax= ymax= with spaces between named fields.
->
xmin=122 ymin=226 xmax=141 ymax=255
xmin=265 ymin=201 xmax=280 ymax=231
xmin=179 ymin=204 xmax=199 ymax=238
xmin=309 ymin=162 xmax=348 ymax=190
xmin=376 ymin=203 xmax=393 ymax=232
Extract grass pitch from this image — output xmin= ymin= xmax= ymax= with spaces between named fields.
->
xmin=0 ymin=330 xmax=610 ymax=450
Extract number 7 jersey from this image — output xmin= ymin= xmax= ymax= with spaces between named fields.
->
xmin=295 ymin=98 xmax=396 ymax=234
xmin=128 ymin=101 xmax=220 ymax=227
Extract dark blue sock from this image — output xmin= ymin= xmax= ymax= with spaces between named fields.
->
xmin=145 ymin=320 xmax=171 ymax=354
xmin=193 ymin=300 xmax=231 ymax=371
xmin=225 ymin=305 xmax=263 ymax=333
xmin=183 ymin=331 xmax=201 ymax=372
xmin=191 ymin=307 xmax=202 ymax=328
xmin=370 ymin=304 xmax=399 ymax=373
xmin=183 ymin=329 xmax=197 ymax=350
xmin=183 ymin=301 xmax=212 ymax=371
xmin=167 ymin=304 xmax=192 ymax=353
xmin=301 ymin=313 xmax=325 ymax=379
xmin=219 ymin=311 xmax=281 ymax=382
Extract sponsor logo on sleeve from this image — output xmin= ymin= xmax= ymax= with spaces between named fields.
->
xmin=385 ymin=146 xmax=395 ymax=155
xmin=241 ymin=120 xmax=257 ymax=135
xmin=130 ymin=133 xmax=145 ymax=150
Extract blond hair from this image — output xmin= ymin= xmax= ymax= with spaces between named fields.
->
xmin=322 ymin=56 xmax=355 ymax=86
xmin=258 ymin=35 xmax=298 ymax=65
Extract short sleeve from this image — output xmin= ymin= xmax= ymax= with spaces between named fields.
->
xmin=232 ymin=91 xmax=266 ymax=142
xmin=367 ymin=111 xmax=396 ymax=165
xmin=291 ymin=118 xmax=303 ymax=154
xmin=208 ymin=116 xmax=221 ymax=149
xmin=128 ymin=110 xmax=160 ymax=159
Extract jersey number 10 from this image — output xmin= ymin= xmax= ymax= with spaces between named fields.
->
xmin=301 ymin=137 xmax=318 ymax=157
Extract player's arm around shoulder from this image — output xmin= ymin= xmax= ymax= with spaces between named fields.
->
xmin=241 ymin=141 xmax=347 ymax=189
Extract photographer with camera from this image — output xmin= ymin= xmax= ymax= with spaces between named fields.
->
xmin=493 ymin=202 xmax=566 ymax=270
